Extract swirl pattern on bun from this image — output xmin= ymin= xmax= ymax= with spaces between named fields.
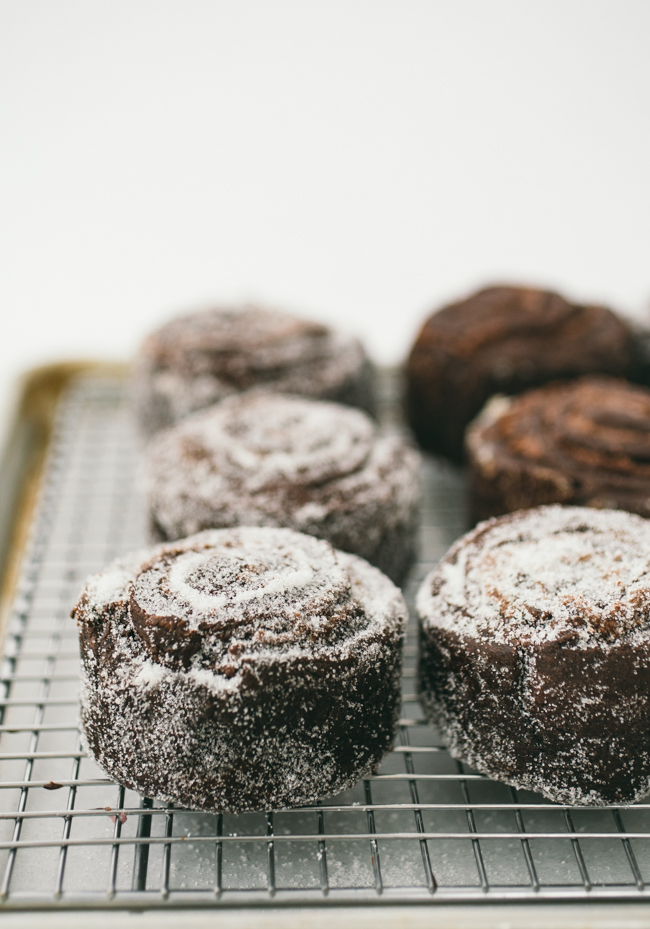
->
xmin=467 ymin=375 xmax=650 ymax=523
xmin=406 ymin=285 xmax=638 ymax=461
xmin=146 ymin=391 xmax=421 ymax=583
xmin=74 ymin=527 xmax=407 ymax=812
xmin=133 ymin=305 xmax=375 ymax=435
xmin=417 ymin=505 xmax=650 ymax=805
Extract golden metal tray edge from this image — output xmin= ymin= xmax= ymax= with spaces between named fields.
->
xmin=0 ymin=362 xmax=128 ymax=651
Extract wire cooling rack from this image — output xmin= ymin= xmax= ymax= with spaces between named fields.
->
xmin=1 ymin=373 xmax=650 ymax=912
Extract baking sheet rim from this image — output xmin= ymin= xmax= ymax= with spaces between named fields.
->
xmin=0 ymin=361 xmax=127 ymax=651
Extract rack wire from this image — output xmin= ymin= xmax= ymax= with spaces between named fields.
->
xmin=1 ymin=373 xmax=650 ymax=911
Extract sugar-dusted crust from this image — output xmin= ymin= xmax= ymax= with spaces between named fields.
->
xmin=73 ymin=527 xmax=407 ymax=812
xmin=417 ymin=505 xmax=650 ymax=805
xmin=405 ymin=285 xmax=637 ymax=462
xmin=132 ymin=305 xmax=375 ymax=435
xmin=467 ymin=376 xmax=650 ymax=524
xmin=145 ymin=391 xmax=421 ymax=584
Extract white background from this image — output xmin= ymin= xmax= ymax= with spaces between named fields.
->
xmin=1 ymin=0 xmax=650 ymax=420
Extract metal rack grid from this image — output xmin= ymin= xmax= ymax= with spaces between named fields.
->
xmin=1 ymin=373 xmax=650 ymax=911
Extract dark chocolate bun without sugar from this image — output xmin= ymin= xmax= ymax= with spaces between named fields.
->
xmin=467 ymin=375 xmax=650 ymax=524
xmin=74 ymin=526 xmax=407 ymax=813
xmin=133 ymin=304 xmax=375 ymax=436
xmin=417 ymin=505 xmax=650 ymax=805
xmin=405 ymin=285 xmax=639 ymax=462
xmin=145 ymin=391 xmax=421 ymax=584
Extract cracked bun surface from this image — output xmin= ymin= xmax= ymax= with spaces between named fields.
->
xmin=74 ymin=526 xmax=407 ymax=813
xmin=405 ymin=286 xmax=637 ymax=461
xmin=145 ymin=391 xmax=421 ymax=584
xmin=466 ymin=376 xmax=650 ymax=524
xmin=133 ymin=304 xmax=375 ymax=435
xmin=417 ymin=505 xmax=650 ymax=805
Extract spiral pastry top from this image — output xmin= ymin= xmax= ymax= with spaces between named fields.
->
xmin=417 ymin=505 xmax=650 ymax=804
xmin=75 ymin=526 xmax=407 ymax=812
xmin=145 ymin=391 xmax=421 ymax=583
xmin=467 ymin=375 xmax=650 ymax=523
xmin=132 ymin=304 xmax=375 ymax=435
xmin=405 ymin=285 xmax=638 ymax=461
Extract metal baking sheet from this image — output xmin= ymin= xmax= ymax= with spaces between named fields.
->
xmin=0 ymin=366 xmax=649 ymax=912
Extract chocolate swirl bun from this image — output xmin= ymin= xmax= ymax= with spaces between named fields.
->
xmin=74 ymin=527 xmax=407 ymax=813
xmin=133 ymin=304 xmax=375 ymax=435
xmin=405 ymin=285 xmax=638 ymax=461
xmin=145 ymin=391 xmax=421 ymax=584
xmin=467 ymin=375 xmax=650 ymax=524
xmin=417 ymin=505 xmax=650 ymax=805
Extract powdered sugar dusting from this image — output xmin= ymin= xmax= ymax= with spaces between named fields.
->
xmin=74 ymin=526 xmax=407 ymax=812
xmin=129 ymin=528 xmax=351 ymax=642
xmin=132 ymin=660 xmax=169 ymax=689
xmin=167 ymin=548 xmax=318 ymax=616
xmin=160 ymin=390 xmax=374 ymax=489
xmin=145 ymin=391 xmax=421 ymax=583
xmin=417 ymin=505 xmax=650 ymax=806
xmin=132 ymin=304 xmax=375 ymax=434
xmin=419 ymin=505 xmax=650 ymax=647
